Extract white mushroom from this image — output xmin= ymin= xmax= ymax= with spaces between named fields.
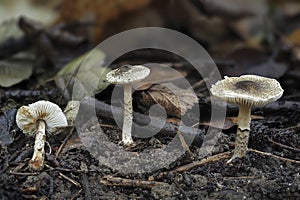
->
xmin=106 ymin=65 xmax=150 ymax=145
xmin=210 ymin=75 xmax=283 ymax=163
xmin=16 ymin=100 xmax=68 ymax=170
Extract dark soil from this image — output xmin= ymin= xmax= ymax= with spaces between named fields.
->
xmin=1 ymin=1 xmax=300 ymax=199
xmin=0 ymin=80 xmax=299 ymax=200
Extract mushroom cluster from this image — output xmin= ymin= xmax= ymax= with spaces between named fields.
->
xmin=106 ymin=64 xmax=150 ymax=145
xmin=16 ymin=100 xmax=68 ymax=170
xmin=210 ymin=75 xmax=283 ymax=163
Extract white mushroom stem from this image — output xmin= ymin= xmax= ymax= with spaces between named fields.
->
xmin=227 ymin=104 xmax=251 ymax=163
xmin=29 ymin=120 xmax=46 ymax=170
xmin=122 ymin=83 xmax=134 ymax=145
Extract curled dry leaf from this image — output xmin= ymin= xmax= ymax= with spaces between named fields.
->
xmin=140 ymin=83 xmax=198 ymax=118
xmin=0 ymin=52 xmax=34 ymax=87
xmin=133 ymin=64 xmax=188 ymax=91
xmin=64 ymin=100 xmax=80 ymax=126
xmin=54 ymin=49 xmax=111 ymax=100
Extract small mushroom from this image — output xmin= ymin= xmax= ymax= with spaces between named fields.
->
xmin=16 ymin=100 xmax=68 ymax=170
xmin=210 ymin=75 xmax=283 ymax=163
xmin=106 ymin=65 xmax=150 ymax=145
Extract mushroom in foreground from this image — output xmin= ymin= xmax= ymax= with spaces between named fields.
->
xmin=210 ymin=75 xmax=283 ymax=163
xmin=106 ymin=65 xmax=150 ymax=145
xmin=16 ymin=100 xmax=68 ymax=170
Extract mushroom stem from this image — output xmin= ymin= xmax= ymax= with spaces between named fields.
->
xmin=228 ymin=104 xmax=251 ymax=163
xmin=29 ymin=120 xmax=46 ymax=170
xmin=122 ymin=83 xmax=134 ymax=145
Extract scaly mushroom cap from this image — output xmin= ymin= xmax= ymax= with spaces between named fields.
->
xmin=210 ymin=75 xmax=284 ymax=106
xmin=106 ymin=65 xmax=150 ymax=84
xmin=16 ymin=100 xmax=68 ymax=137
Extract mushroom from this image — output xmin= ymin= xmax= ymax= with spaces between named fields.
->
xmin=106 ymin=65 xmax=150 ymax=145
xmin=16 ymin=100 xmax=68 ymax=170
xmin=210 ymin=75 xmax=283 ymax=163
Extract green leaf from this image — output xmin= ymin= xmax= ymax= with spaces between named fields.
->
xmin=0 ymin=53 xmax=34 ymax=87
xmin=55 ymin=48 xmax=111 ymax=100
xmin=0 ymin=18 xmax=24 ymax=43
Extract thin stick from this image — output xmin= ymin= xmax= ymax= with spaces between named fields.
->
xmin=20 ymin=187 xmax=37 ymax=193
xmin=177 ymin=129 xmax=193 ymax=157
xmin=267 ymin=137 xmax=300 ymax=153
xmin=8 ymin=171 xmax=39 ymax=176
xmin=248 ymin=148 xmax=300 ymax=164
xmin=101 ymin=175 xmax=165 ymax=189
xmin=71 ymin=189 xmax=83 ymax=200
xmin=151 ymin=152 xmax=230 ymax=180
xmin=175 ymin=151 xmax=231 ymax=172
xmin=79 ymin=97 xmax=205 ymax=142
xmin=223 ymin=176 xmax=260 ymax=179
xmin=45 ymin=164 xmax=81 ymax=187
xmin=55 ymin=127 xmax=75 ymax=158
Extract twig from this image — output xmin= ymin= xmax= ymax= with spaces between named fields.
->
xmin=78 ymin=97 xmax=205 ymax=142
xmin=97 ymin=123 xmax=115 ymax=128
xmin=175 ymin=151 xmax=230 ymax=173
xmin=20 ymin=187 xmax=37 ymax=193
xmin=248 ymin=148 xmax=300 ymax=164
xmin=48 ymin=166 xmax=95 ymax=173
xmin=71 ymin=189 xmax=83 ymax=200
xmin=267 ymin=137 xmax=300 ymax=153
xmin=45 ymin=164 xmax=81 ymax=187
xmin=151 ymin=152 xmax=230 ymax=180
xmin=0 ymin=89 xmax=58 ymax=100
xmin=55 ymin=127 xmax=75 ymax=158
xmin=176 ymin=129 xmax=193 ymax=157
xmin=223 ymin=176 xmax=260 ymax=179
xmin=100 ymin=175 xmax=165 ymax=189
xmin=8 ymin=171 xmax=39 ymax=176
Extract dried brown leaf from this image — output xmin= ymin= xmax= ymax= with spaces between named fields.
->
xmin=133 ymin=64 xmax=188 ymax=91
xmin=140 ymin=83 xmax=198 ymax=118
xmin=287 ymin=29 xmax=300 ymax=46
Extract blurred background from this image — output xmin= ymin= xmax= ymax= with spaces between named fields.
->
xmin=1 ymin=0 xmax=300 ymax=97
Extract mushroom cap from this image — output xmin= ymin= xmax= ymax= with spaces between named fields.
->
xmin=16 ymin=100 xmax=68 ymax=137
xmin=210 ymin=75 xmax=284 ymax=107
xmin=106 ymin=65 xmax=150 ymax=84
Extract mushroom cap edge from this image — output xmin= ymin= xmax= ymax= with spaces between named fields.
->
xmin=106 ymin=65 xmax=150 ymax=84
xmin=16 ymin=100 xmax=68 ymax=136
xmin=210 ymin=75 xmax=284 ymax=107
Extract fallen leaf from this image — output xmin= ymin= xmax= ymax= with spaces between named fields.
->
xmin=54 ymin=49 xmax=111 ymax=100
xmin=64 ymin=100 xmax=80 ymax=126
xmin=0 ymin=52 xmax=34 ymax=87
xmin=287 ymin=29 xmax=300 ymax=46
xmin=140 ymin=83 xmax=198 ymax=118
xmin=0 ymin=0 xmax=58 ymax=25
xmin=0 ymin=18 xmax=24 ymax=43
xmin=133 ymin=64 xmax=188 ymax=91
xmin=200 ymin=118 xmax=236 ymax=130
